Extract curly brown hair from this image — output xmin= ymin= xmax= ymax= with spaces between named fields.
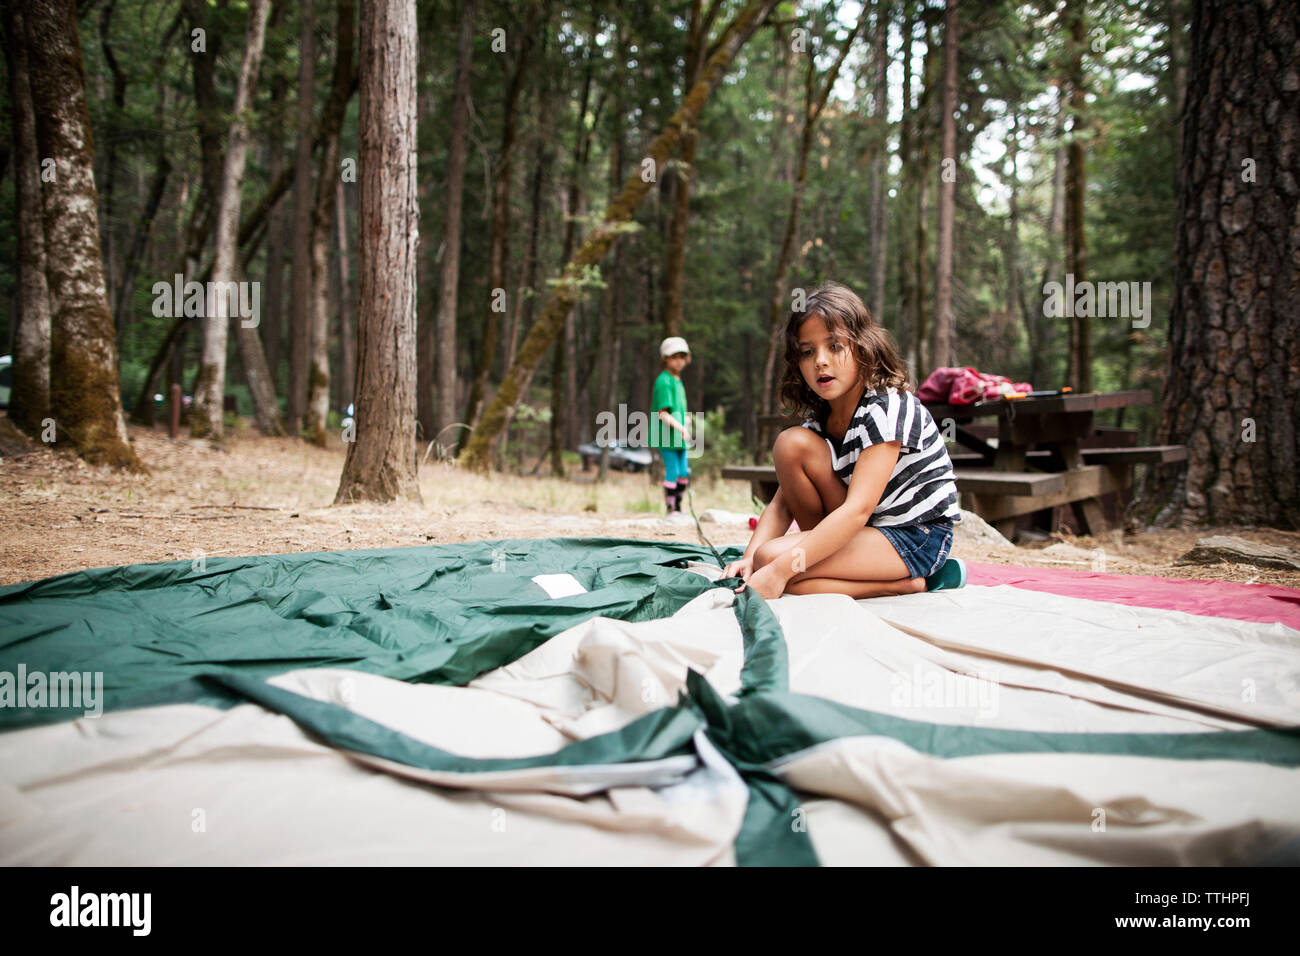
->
xmin=777 ymin=281 xmax=910 ymax=421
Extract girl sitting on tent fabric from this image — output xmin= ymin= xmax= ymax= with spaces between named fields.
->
xmin=724 ymin=281 xmax=967 ymax=600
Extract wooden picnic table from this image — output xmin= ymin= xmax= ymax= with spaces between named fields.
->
xmin=922 ymin=389 xmax=1171 ymax=537
xmin=730 ymin=389 xmax=1186 ymax=540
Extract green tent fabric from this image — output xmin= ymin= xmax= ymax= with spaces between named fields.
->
xmin=0 ymin=538 xmax=747 ymax=730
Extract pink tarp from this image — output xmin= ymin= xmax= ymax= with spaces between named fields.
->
xmin=967 ymin=562 xmax=1300 ymax=630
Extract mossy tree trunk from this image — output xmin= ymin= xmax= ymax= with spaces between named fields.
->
xmin=21 ymin=0 xmax=140 ymax=469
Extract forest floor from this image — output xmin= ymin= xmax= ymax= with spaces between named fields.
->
xmin=2 ymin=415 xmax=1299 ymax=591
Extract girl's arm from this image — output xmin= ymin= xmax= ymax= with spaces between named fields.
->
xmin=657 ymin=408 xmax=689 ymax=437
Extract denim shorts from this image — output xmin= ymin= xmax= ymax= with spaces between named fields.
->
xmin=874 ymin=518 xmax=954 ymax=579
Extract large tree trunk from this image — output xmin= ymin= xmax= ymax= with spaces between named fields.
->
xmin=305 ymin=0 xmax=357 ymax=445
xmin=462 ymin=1 xmax=542 ymax=441
xmin=1154 ymin=0 xmax=1299 ymax=528
xmin=21 ymin=0 xmax=140 ymax=469
xmin=191 ymin=0 xmax=272 ymax=439
xmin=334 ymin=0 xmax=421 ymax=504
xmin=458 ymin=0 xmax=781 ymax=472
xmin=288 ymin=0 xmax=317 ymax=435
xmin=931 ymin=0 xmax=957 ymax=370
xmin=4 ymin=2 xmax=52 ymax=437
xmin=425 ymin=0 xmax=476 ymax=450
xmin=1064 ymin=0 xmax=1090 ymax=392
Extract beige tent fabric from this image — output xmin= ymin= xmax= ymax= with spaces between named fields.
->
xmin=863 ymin=585 xmax=1300 ymax=726
xmin=2 ymin=577 xmax=1298 ymax=865
xmin=778 ymin=739 xmax=1300 ymax=866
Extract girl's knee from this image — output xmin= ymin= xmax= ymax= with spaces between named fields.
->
xmin=773 ymin=427 xmax=815 ymax=466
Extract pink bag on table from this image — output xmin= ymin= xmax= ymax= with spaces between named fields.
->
xmin=918 ymin=366 xmax=1033 ymax=405
xmin=916 ymin=367 xmax=964 ymax=403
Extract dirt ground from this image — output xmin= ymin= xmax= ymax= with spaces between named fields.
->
xmin=2 ymin=417 xmax=1299 ymax=591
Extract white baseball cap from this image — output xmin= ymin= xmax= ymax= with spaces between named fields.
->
xmin=660 ymin=336 xmax=690 ymax=358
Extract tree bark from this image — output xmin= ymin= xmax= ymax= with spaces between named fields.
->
xmin=305 ymin=0 xmax=356 ymax=445
xmin=288 ymin=0 xmax=316 ymax=435
xmin=4 ymin=2 xmax=52 ymax=436
xmin=191 ymin=0 xmax=273 ymax=439
xmin=931 ymin=0 xmax=957 ymax=370
xmin=1153 ymin=0 xmax=1299 ymax=528
xmin=335 ymin=0 xmax=421 ymax=504
xmin=22 ymin=0 xmax=140 ymax=469
xmin=458 ymin=0 xmax=781 ymax=472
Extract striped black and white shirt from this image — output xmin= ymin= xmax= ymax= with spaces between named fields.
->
xmin=800 ymin=386 xmax=961 ymax=527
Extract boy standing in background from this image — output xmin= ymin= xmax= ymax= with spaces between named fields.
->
xmin=651 ymin=336 xmax=692 ymax=514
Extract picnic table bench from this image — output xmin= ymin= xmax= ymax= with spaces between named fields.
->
xmin=728 ymin=391 xmax=1186 ymax=539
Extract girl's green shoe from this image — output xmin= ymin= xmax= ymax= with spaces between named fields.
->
xmin=925 ymin=557 xmax=967 ymax=592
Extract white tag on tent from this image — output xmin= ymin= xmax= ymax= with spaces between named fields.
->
xmin=531 ymin=573 xmax=587 ymax=599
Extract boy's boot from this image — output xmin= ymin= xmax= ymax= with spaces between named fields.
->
xmin=663 ymin=481 xmax=679 ymax=514
xmin=673 ymin=477 xmax=689 ymax=513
